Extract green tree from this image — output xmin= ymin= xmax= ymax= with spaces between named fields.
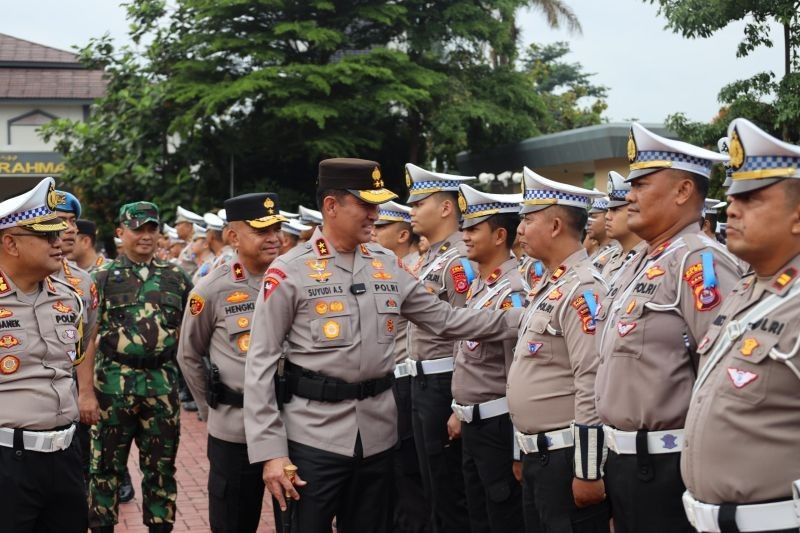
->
xmin=647 ymin=0 xmax=800 ymax=141
xmin=522 ymin=41 xmax=607 ymax=133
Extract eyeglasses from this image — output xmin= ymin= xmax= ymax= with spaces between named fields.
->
xmin=7 ymin=231 xmax=63 ymax=244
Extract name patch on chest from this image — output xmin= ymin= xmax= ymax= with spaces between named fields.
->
xmin=633 ymin=282 xmax=657 ymax=296
xmin=0 ymin=319 xmax=21 ymax=329
xmin=751 ymin=318 xmax=785 ymax=336
xmin=306 ymin=285 xmax=344 ymax=298
xmin=55 ymin=313 xmax=78 ymax=324
xmin=372 ymin=282 xmax=399 ymax=293
xmin=224 ymin=302 xmax=255 ymax=315
xmin=536 ymin=302 xmax=554 ymax=313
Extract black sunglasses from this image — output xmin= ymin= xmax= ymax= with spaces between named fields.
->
xmin=7 ymin=231 xmax=62 ymax=244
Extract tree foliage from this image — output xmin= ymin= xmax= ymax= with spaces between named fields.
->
xmin=42 ymin=0 xmax=599 ymax=224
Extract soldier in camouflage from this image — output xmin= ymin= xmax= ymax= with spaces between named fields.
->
xmin=88 ymin=202 xmax=192 ymax=533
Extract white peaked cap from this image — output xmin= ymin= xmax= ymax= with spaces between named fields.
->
xmin=457 ymin=184 xmax=521 ymax=229
xmin=405 ymin=162 xmax=475 ymax=203
xmin=520 ymin=167 xmax=603 ymax=215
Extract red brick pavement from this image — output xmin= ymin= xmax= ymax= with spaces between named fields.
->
xmin=115 ymin=407 xmax=276 ymax=532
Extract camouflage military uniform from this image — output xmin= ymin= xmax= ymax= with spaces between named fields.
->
xmin=88 ymin=254 xmax=192 ymax=529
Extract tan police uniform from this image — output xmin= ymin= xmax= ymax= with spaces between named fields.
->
xmin=405 ymin=162 xmax=477 ymax=532
xmin=680 ymin=118 xmax=800 ymax=533
xmin=509 ymin=167 xmax=610 ymax=531
xmin=518 ymin=254 xmax=545 ymax=294
xmin=54 ymin=258 xmax=98 ymax=335
xmin=594 ymin=122 xmax=739 ymax=533
xmin=175 ymin=206 xmax=204 ymax=276
xmin=0 ymin=178 xmax=90 ymax=531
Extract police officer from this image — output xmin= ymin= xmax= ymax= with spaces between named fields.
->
xmin=372 ymin=200 xmax=429 ymax=533
xmin=0 ymin=178 xmax=90 ymax=531
xmin=244 ymin=158 xmax=522 ymax=533
xmin=450 ymin=185 xmax=526 ymax=533
xmin=280 ymin=219 xmax=312 ymax=255
xmin=587 ymin=196 xmax=621 ymax=270
xmin=175 ymin=206 xmax=205 ymax=276
xmin=681 ymin=118 xmax=800 ymax=533
xmin=405 ymin=162 xmax=476 ymax=532
xmin=601 ymin=171 xmax=644 ymax=284
xmin=594 ymin=123 xmax=741 ymax=532
xmin=701 ymin=198 xmax=726 ymax=241
xmin=179 ymin=193 xmax=287 ymax=532
xmin=71 ymin=219 xmax=107 ymax=272
xmin=89 ymin=201 xmax=193 ymax=533
xmin=508 ymin=168 xmax=610 ymax=532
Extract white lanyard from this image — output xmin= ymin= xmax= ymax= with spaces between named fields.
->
xmin=418 ymin=248 xmax=460 ymax=283
xmin=469 ymin=279 xmax=511 ymax=310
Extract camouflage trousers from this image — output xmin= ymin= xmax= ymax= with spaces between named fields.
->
xmin=88 ymin=390 xmax=181 ymax=527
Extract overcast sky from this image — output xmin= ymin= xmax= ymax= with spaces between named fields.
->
xmin=2 ymin=0 xmax=785 ymax=124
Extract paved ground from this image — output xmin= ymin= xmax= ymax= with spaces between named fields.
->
xmin=116 ymin=407 xmax=276 ymax=532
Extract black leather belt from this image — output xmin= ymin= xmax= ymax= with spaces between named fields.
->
xmin=284 ymin=361 xmax=394 ymax=402
xmin=214 ymin=383 xmax=244 ymax=408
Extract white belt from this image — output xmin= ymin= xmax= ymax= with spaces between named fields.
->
xmin=394 ymin=360 xmax=411 ymax=379
xmin=0 ymin=425 xmax=75 ymax=453
xmin=605 ymin=426 xmax=685 ymax=454
xmin=408 ymin=357 xmax=454 ymax=377
xmin=515 ymin=427 xmax=574 ymax=454
xmin=451 ymin=397 xmax=508 ymax=424
xmin=683 ymin=487 xmax=800 ymax=532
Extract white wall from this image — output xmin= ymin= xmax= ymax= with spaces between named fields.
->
xmin=0 ymin=104 xmax=85 ymax=151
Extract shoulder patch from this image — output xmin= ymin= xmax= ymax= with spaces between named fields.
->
xmin=267 ymin=267 xmax=287 ymax=280
xmin=571 ymin=294 xmax=597 ymax=335
xmin=263 ymin=273 xmax=281 ymax=300
xmin=188 ymin=293 xmax=205 ymax=316
xmin=683 ymin=263 xmax=721 ymax=311
xmin=449 ymin=264 xmax=469 ymax=293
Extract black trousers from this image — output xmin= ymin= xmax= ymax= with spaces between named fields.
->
xmin=77 ymin=421 xmax=91 ymax=487
xmin=521 ymin=447 xmax=610 ymax=533
xmin=207 ymin=435 xmax=265 ymax=533
xmin=461 ymin=413 xmax=524 ymax=533
xmin=605 ymin=451 xmax=693 ymax=533
xmin=273 ymin=438 xmax=394 ymax=533
xmin=0 ymin=430 xmax=88 ymax=533
xmin=411 ymin=372 xmax=469 ymax=533
xmin=392 ymin=376 xmax=431 ymax=533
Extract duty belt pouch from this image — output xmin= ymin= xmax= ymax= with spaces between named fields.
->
xmin=202 ymin=356 xmax=220 ymax=408
xmin=636 ymin=429 xmax=654 ymax=482
xmin=274 ymin=357 xmax=292 ymax=410
xmin=536 ymin=432 xmax=550 ymax=466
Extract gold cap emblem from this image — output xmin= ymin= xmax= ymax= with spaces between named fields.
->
xmin=627 ymin=129 xmax=637 ymax=163
xmin=264 ymin=197 xmax=275 ymax=214
xmin=728 ymin=128 xmax=744 ymax=170
xmin=46 ymin=183 xmax=58 ymax=210
xmin=458 ymin=192 xmax=468 ymax=213
xmin=372 ymin=166 xmax=383 ymax=189
xmin=405 ymin=169 xmax=412 ymax=188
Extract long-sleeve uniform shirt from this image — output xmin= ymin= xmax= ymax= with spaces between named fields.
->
xmin=54 ymin=258 xmax=98 ymax=337
xmin=508 ymin=249 xmax=607 ymax=434
xmin=452 ymin=257 xmax=526 ymax=405
xmin=0 ymin=270 xmax=91 ymax=430
xmin=244 ymin=228 xmax=521 ymax=463
xmin=178 ymin=256 xmax=260 ymax=443
xmin=595 ymin=226 xmax=740 ymax=431
xmin=681 ymin=254 xmax=800 ymax=504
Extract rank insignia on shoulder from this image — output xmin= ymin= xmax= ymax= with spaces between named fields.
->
xmin=0 ymin=355 xmax=19 ymax=374
xmin=649 ymin=240 xmax=670 ymax=259
xmin=550 ymin=265 xmax=566 ymax=281
xmin=450 ymin=264 xmax=469 ymax=293
xmin=45 ymin=277 xmax=55 ymax=293
xmin=360 ymin=244 xmax=371 ymax=256
xmin=739 ymin=338 xmax=759 ymax=357
xmin=189 ymin=294 xmax=205 ymax=316
xmin=90 ymin=283 xmax=98 ymax=310
xmin=727 ymin=367 xmax=757 ymax=388
xmin=617 ymin=321 xmax=636 ymax=337
xmin=486 ymin=268 xmax=501 ymax=285
xmin=645 ymin=266 xmax=665 ymax=280
xmin=501 ymin=298 xmax=513 ymax=310
xmin=232 ymin=263 xmax=246 ymax=281
xmin=773 ymin=267 xmax=797 ymax=291
xmin=315 ymin=238 xmax=330 ymax=257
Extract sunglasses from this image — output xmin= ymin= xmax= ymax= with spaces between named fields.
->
xmin=7 ymin=231 xmax=63 ymax=244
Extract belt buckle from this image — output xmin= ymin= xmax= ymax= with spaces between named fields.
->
xmin=50 ymin=432 xmax=65 ymax=452
xmin=408 ymin=362 xmax=418 ymax=377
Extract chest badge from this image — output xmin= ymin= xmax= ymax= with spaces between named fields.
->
xmin=237 ymin=317 xmax=250 ymax=328
xmin=226 ymin=291 xmax=250 ymax=303
xmin=237 ymin=333 xmax=250 ymax=353
xmin=466 ymin=340 xmax=479 ymax=351
xmin=323 ymin=320 xmax=341 ymax=339
xmin=739 ymin=338 xmax=759 ymax=357
xmin=548 ymin=288 xmax=563 ymax=301
xmin=645 ymin=266 xmax=665 ymax=280
xmin=0 ymin=308 xmax=12 ymax=319
xmin=617 ymin=321 xmax=637 ymax=337
xmin=306 ymin=259 xmax=332 ymax=283
xmin=0 ymin=335 xmax=19 ymax=349
xmin=527 ymin=342 xmax=543 ymax=355
xmin=330 ymin=301 xmax=344 ymax=312
xmin=0 ymin=355 xmax=19 ymax=374
xmin=372 ymin=259 xmax=393 ymax=280
xmin=727 ymin=367 xmax=758 ymax=388
xmin=188 ymin=294 xmax=205 ymax=316
xmin=315 ymin=301 xmax=329 ymax=315
xmin=53 ymin=301 xmax=73 ymax=314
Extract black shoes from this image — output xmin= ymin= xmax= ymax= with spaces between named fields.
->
xmin=119 ymin=470 xmax=135 ymax=503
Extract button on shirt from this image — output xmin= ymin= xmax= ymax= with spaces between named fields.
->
xmin=681 ymin=255 xmax=800 ymax=504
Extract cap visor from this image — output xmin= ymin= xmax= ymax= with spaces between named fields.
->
xmin=460 ymin=215 xmax=490 ymax=229
xmin=21 ymin=218 xmax=68 ymax=232
xmin=726 ymin=177 xmax=784 ymax=196
xmin=607 ymin=200 xmax=629 ymax=208
xmin=348 ymin=189 xmax=398 ymax=205
xmin=246 ymin=215 xmax=288 ymax=229
xmin=123 ymin=217 xmax=160 ymax=229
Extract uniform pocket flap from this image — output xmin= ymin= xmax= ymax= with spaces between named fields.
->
xmin=528 ymin=312 xmax=550 ymax=334
xmin=375 ymin=295 xmax=401 ymax=314
xmin=732 ymin=332 xmax=777 ymax=364
xmin=224 ymin=314 xmax=252 ymax=335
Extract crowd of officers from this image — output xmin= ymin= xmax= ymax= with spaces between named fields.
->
xmin=1 ymin=117 xmax=799 ymax=533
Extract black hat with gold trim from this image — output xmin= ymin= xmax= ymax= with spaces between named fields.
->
xmin=725 ymin=117 xmax=800 ymax=195
xmin=626 ymin=122 xmax=728 ymax=181
xmin=457 ymin=184 xmax=521 ymax=229
xmin=224 ymin=193 xmax=288 ymax=229
xmin=0 ymin=177 xmax=67 ymax=232
xmin=317 ymin=158 xmax=397 ymax=205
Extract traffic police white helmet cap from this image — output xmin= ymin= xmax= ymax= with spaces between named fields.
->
xmin=175 ymin=205 xmax=204 ymax=225
xmin=520 ymin=167 xmax=603 ymax=215
xmin=405 ymin=163 xmax=475 ymax=204
xmin=457 ymin=184 xmax=521 ymax=229
xmin=375 ymin=200 xmax=412 ymax=226
xmin=281 ymin=219 xmax=312 ymax=237
xmin=298 ymin=205 xmax=323 ymax=226
xmin=725 ymin=117 xmax=800 ymax=195
xmin=0 ymin=177 xmax=67 ymax=232
xmin=203 ymin=212 xmax=225 ymax=231
xmin=626 ymin=122 xmax=729 ymax=181
xmin=607 ymin=170 xmax=631 ymax=208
